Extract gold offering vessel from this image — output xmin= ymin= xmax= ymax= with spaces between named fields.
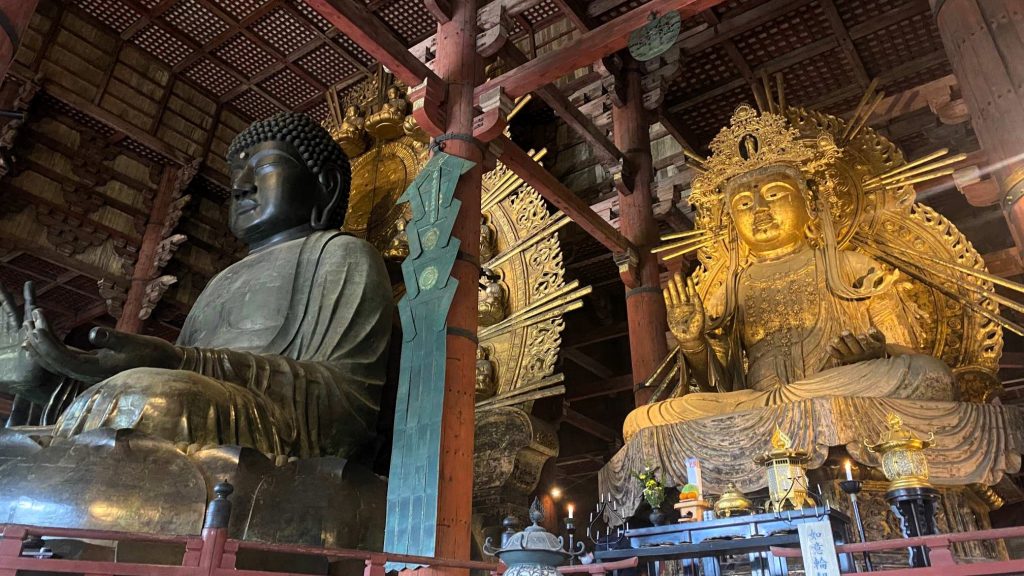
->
xmin=713 ymin=482 xmax=754 ymax=517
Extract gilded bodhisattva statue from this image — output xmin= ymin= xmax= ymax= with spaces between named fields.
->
xmin=0 ymin=112 xmax=393 ymax=460
xmin=625 ymin=106 xmax=953 ymax=435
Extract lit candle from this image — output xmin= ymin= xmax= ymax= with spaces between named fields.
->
xmin=568 ymin=504 xmax=574 ymax=519
xmin=844 ymin=459 xmax=853 ymax=481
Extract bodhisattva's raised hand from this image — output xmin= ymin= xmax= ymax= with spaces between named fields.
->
xmin=827 ymin=327 xmax=886 ymax=366
xmin=0 ymin=281 xmax=60 ymax=403
xmin=664 ymin=273 xmax=706 ymax=352
xmin=23 ymin=283 xmax=182 ymax=384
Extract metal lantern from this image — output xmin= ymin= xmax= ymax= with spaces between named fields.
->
xmin=754 ymin=427 xmax=815 ymax=513
xmin=484 ymin=498 xmax=583 ymax=576
xmin=865 ymin=412 xmax=934 ymax=491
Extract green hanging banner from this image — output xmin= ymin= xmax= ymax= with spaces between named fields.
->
xmin=384 ymin=151 xmax=476 ymax=570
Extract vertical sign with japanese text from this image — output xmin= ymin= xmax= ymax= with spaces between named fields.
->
xmin=797 ymin=519 xmax=841 ymax=576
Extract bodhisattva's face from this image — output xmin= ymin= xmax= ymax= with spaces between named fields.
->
xmin=725 ymin=167 xmax=811 ymax=257
xmin=228 ymin=140 xmax=327 ymax=246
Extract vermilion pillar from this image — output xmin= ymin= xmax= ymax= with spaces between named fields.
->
xmin=0 ymin=1 xmax=39 ymax=83
xmin=118 ymin=165 xmax=177 ymax=334
xmin=612 ymin=56 xmax=669 ymax=406
xmin=420 ymin=0 xmax=482 ymax=574
xmin=931 ymin=0 xmax=1024 ymax=250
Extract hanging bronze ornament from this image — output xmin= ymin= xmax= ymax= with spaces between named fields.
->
xmin=628 ymin=10 xmax=681 ymax=62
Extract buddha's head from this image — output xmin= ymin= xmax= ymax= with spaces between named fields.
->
xmin=723 ymin=163 xmax=813 ymax=258
xmin=227 ymin=112 xmax=351 ymax=249
xmin=344 ymin=105 xmax=360 ymax=119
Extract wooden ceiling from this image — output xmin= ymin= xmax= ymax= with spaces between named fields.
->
xmin=65 ymin=0 xmax=953 ymax=147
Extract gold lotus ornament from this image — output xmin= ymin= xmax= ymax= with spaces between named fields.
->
xmin=754 ymin=427 xmax=814 ymax=513
xmin=865 ymin=412 xmax=935 ymax=491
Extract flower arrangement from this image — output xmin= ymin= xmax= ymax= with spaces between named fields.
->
xmin=633 ymin=465 xmax=666 ymax=509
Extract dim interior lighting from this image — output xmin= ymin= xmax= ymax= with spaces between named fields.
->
xmin=550 ymin=487 xmax=562 ymax=499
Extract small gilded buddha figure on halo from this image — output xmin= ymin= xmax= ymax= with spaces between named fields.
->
xmin=0 ymin=112 xmax=393 ymax=460
xmin=624 ymin=105 xmax=955 ymax=438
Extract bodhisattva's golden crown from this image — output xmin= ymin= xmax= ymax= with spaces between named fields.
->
xmin=690 ymin=104 xmax=841 ymax=207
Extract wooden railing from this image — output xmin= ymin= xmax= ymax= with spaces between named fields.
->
xmin=769 ymin=525 xmax=1024 ymax=575
xmin=0 ymin=523 xmax=638 ymax=576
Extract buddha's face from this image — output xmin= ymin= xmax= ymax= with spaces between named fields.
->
xmin=725 ymin=166 xmax=811 ymax=256
xmin=228 ymin=140 xmax=327 ymax=246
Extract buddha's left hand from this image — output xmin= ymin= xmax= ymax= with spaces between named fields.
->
xmin=827 ymin=327 xmax=886 ymax=366
xmin=24 ymin=309 xmax=182 ymax=383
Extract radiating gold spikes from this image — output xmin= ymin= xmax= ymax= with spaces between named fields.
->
xmin=843 ymin=90 xmax=884 ymax=144
xmin=866 ymin=148 xmax=949 ymax=185
xmin=325 ymin=87 xmax=344 ymax=127
xmin=774 ymin=72 xmax=786 ymax=111
xmin=482 ymin=148 xmax=547 ymax=211
xmin=842 ymin=78 xmax=880 ymax=143
xmin=659 ymin=229 xmax=710 ymax=242
xmin=652 ymin=235 xmax=712 ymax=254
xmin=876 ymin=239 xmax=1024 ymax=298
xmin=881 ymin=169 xmax=958 ymax=190
xmin=507 ymin=94 xmax=533 ymax=122
xmin=853 ymin=238 xmax=1024 ymax=336
xmin=760 ymin=71 xmax=776 ymax=114
xmin=873 ymin=153 xmax=967 ymax=187
xmin=660 ymin=238 xmax=717 ymax=261
xmin=479 ymin=281 xmax=592 ymax=341
xmin=681 ymin=147 xmax=708 ymax=169
xmin=486 ymin=215 xmax=571 ymax=268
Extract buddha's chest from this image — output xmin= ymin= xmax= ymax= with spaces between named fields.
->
xmin=185 ymin=245 xmax=298 ymax=349
xmin=739 ymin=258 xmax=821 ymax=347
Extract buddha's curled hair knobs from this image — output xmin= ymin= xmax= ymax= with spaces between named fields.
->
xmin=228 ymin=112 xmax=349 ymax=178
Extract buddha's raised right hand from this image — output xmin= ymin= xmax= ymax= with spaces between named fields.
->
xmin=0 ymin=281 xmax=59 ymax=403
xmin=664 ymin=273 xmax=706 ymax=352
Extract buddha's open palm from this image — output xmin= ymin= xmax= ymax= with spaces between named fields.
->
xmin=664 ymin=273 xmax=706 ymax=349
xmin=0 ymin=281 xmax=58 ymax=400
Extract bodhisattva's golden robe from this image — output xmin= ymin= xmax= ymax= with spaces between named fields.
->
xmin=624 ymin=246 xmax=954 ymax=439
xmin=53 ymin=232 xmax=393 ymax=458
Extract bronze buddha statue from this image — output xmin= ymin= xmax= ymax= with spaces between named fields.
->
xmin=1 ymin=112 xmax=393 ymax=461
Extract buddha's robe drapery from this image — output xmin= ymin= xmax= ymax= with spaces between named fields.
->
xmin=53 ymin=232 xmax=393 ymax=459
xmin=624 ymin=249 xmax=955 ymax=439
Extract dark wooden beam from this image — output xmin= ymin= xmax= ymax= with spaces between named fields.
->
xmin=475 ymin=0 xmax=726 ymax=103
xmin=305 ymin=0 xmax=442 ymax=87
xmin=496 ymin=135 xmax=635 ymax=255
xmin=9 ymin=64 xmax=190 ymax=165
xmin=657 ymin=108 xmax=703 ymax=155
xmin=566 ymin=373 xmax=634 ymax=402
xmin=562 ymin=347 xmax=615 ymax=378
xmin=563 ymin=320 xmax=629 ymax=348
xmin=680 ymin=0 xmax=816 ymax=53
xmin=500 ymin=43 xmax=623 ymax=169
xmin=551 ymin=0 xmax=595 ymax=31
xmin=818 ymin=0 xmax=870 ymax=87
xmin=562 ymin=406 xmax=618 ymax=442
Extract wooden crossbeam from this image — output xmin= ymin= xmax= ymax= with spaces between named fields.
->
xmin=10 ymin=65 xmax=190 ymax=166
xmin=818 ymin=0 xmax=869 ymax=87
xmin=562 ymin=406 xmax=618 ymax=442
xmin=566 ymin=373 xmax=634 ymax=402
xmin=495 ymin=135 xmax=635 ymax=255
xmin=500 ymin=43 xmax=623 ymax=168
xmin=475 ymin=0 xmax=726 ymax=104
xmin=305 ymin=0 xmax=441 ymax=88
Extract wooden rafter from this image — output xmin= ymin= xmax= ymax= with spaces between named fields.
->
xmin=500 ymin=44 xmax=624 ymax=169
xmin=561 ymin=406 xmax=618 ymax=442
xmin=496 ymin=135 xmax=635 ymax=256
xmin=818 ymin=0 xmax=870 ymax=87
xmin=476 ymin=0 xmax=726 ymax=104
xmin=305 ymin=0 xmax=441 ymax=88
